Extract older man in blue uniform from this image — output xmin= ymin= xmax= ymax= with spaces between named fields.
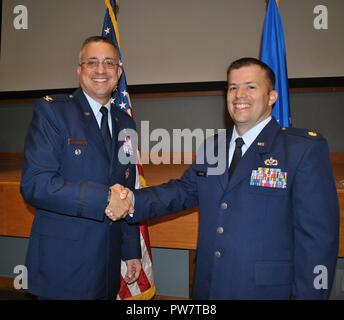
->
xmin=108 ymin=57 xmax=339 ymax=300
xmin=20 ymin=36 xmax=141 ymax=299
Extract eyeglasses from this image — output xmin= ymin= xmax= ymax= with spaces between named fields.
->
xmin=80 ymin=59 xmax=122 ymax=70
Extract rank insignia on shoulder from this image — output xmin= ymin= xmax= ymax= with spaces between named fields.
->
xmin=250 ymin=167 xmax=287 ymax=189
xmin=308 ymin=131 xmax=317 ymax=137
xmin=264 ymin=157 xmax=278 ymax=166
xmin=43 ymin=95 xmax=53 ymax=102
xmin=125 ymin=168 xmax=130 ymax=180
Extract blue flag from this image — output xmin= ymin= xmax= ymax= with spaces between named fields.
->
xmin=102 ymin=0 xmax=132 ymax=115
xmin=260 ymin=0 xmax=291 ymax=127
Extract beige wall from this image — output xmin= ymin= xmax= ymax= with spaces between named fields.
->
xmin=1 ymin=0 xmax=343 ymax=90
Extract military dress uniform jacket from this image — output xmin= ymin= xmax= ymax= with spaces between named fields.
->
xmin=130 ymin=118 xmax=339 ymax=299
xmin=20 ymin=88 xmax=141 ymax=299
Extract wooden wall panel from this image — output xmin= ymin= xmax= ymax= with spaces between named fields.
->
xmin=0 ymin=153 xmax=343 ymax=256
xmin=0 ymin=182 xmax=34 ymax=238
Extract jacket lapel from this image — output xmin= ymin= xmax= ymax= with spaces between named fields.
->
xmin=217 ymin=128 xmax=232 ymax=191
xmin=225 ymin=118 xmax=281 ymax=193
xmin=109 ymin=106 xmax=121 ymax=172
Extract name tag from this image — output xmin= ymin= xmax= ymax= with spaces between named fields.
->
xmin=196 ymin=171 xmax=207 ymax=177
xmin=68 ymin=138 xmax=88 ymax=146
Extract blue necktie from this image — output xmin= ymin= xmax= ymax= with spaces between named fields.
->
xmin=100 ymin=106 xmax=112 ymax=158
xmin=228 ymin=137 xmax=244 ymax=179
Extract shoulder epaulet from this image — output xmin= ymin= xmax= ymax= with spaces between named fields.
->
xmin=280 ymin=127 xmax=324 ymax=140
xmin=42 ymin=94 xmax=74 ymax=103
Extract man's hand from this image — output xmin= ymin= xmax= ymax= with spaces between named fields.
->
xmin=105 ymin=184 xmax=134 ymax=221
xmin=124 ymin=259 xmax=142 ymax=284
xmin=119 ymin=187 xmax=134 ymax=206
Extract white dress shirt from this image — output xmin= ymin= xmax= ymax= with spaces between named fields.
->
xmin=83 ymin=91 xmax=113 ymax=137
xmin=228 ymin=116 xmax=272 ymax=167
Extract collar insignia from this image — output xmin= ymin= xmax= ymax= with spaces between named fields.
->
xmin=43 ymin=95 xmax=53 ymax=102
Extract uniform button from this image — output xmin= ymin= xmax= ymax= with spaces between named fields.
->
xmin=220 ymin=202 xmax=228 ymax=210
xmin=217 ymin=227 xmax=224 ymax=234
xmin=214 ymin=251 xmax=221 ymax=258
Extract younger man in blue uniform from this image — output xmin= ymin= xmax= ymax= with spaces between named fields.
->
xmin=108 ymin=57 xmax=339 ymax=299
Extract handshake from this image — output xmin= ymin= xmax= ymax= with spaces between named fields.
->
xmin=105 ymin=184 xmax=134 ymax=221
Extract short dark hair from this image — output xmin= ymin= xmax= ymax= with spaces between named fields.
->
xmin=227 ymin=57 xmax=275 ymax=89
xmin=79 ymin=36 xmax=120 ymax=62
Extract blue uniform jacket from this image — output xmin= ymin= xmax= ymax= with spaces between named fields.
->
xmin=20 ymin=88 xmax=141 ymax=299
xmin=130 ymin=118 xmax=339 ymax=299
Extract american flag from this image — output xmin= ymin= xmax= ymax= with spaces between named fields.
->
xmin=102 ymin=0 xmax=155 ymax=300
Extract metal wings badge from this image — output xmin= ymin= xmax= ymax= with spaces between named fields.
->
xmin=264 ymin=157 xmax=278 ymax=166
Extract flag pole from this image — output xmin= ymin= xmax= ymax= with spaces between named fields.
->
xmin=104 ymin=0 xmax=121 ymax=47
